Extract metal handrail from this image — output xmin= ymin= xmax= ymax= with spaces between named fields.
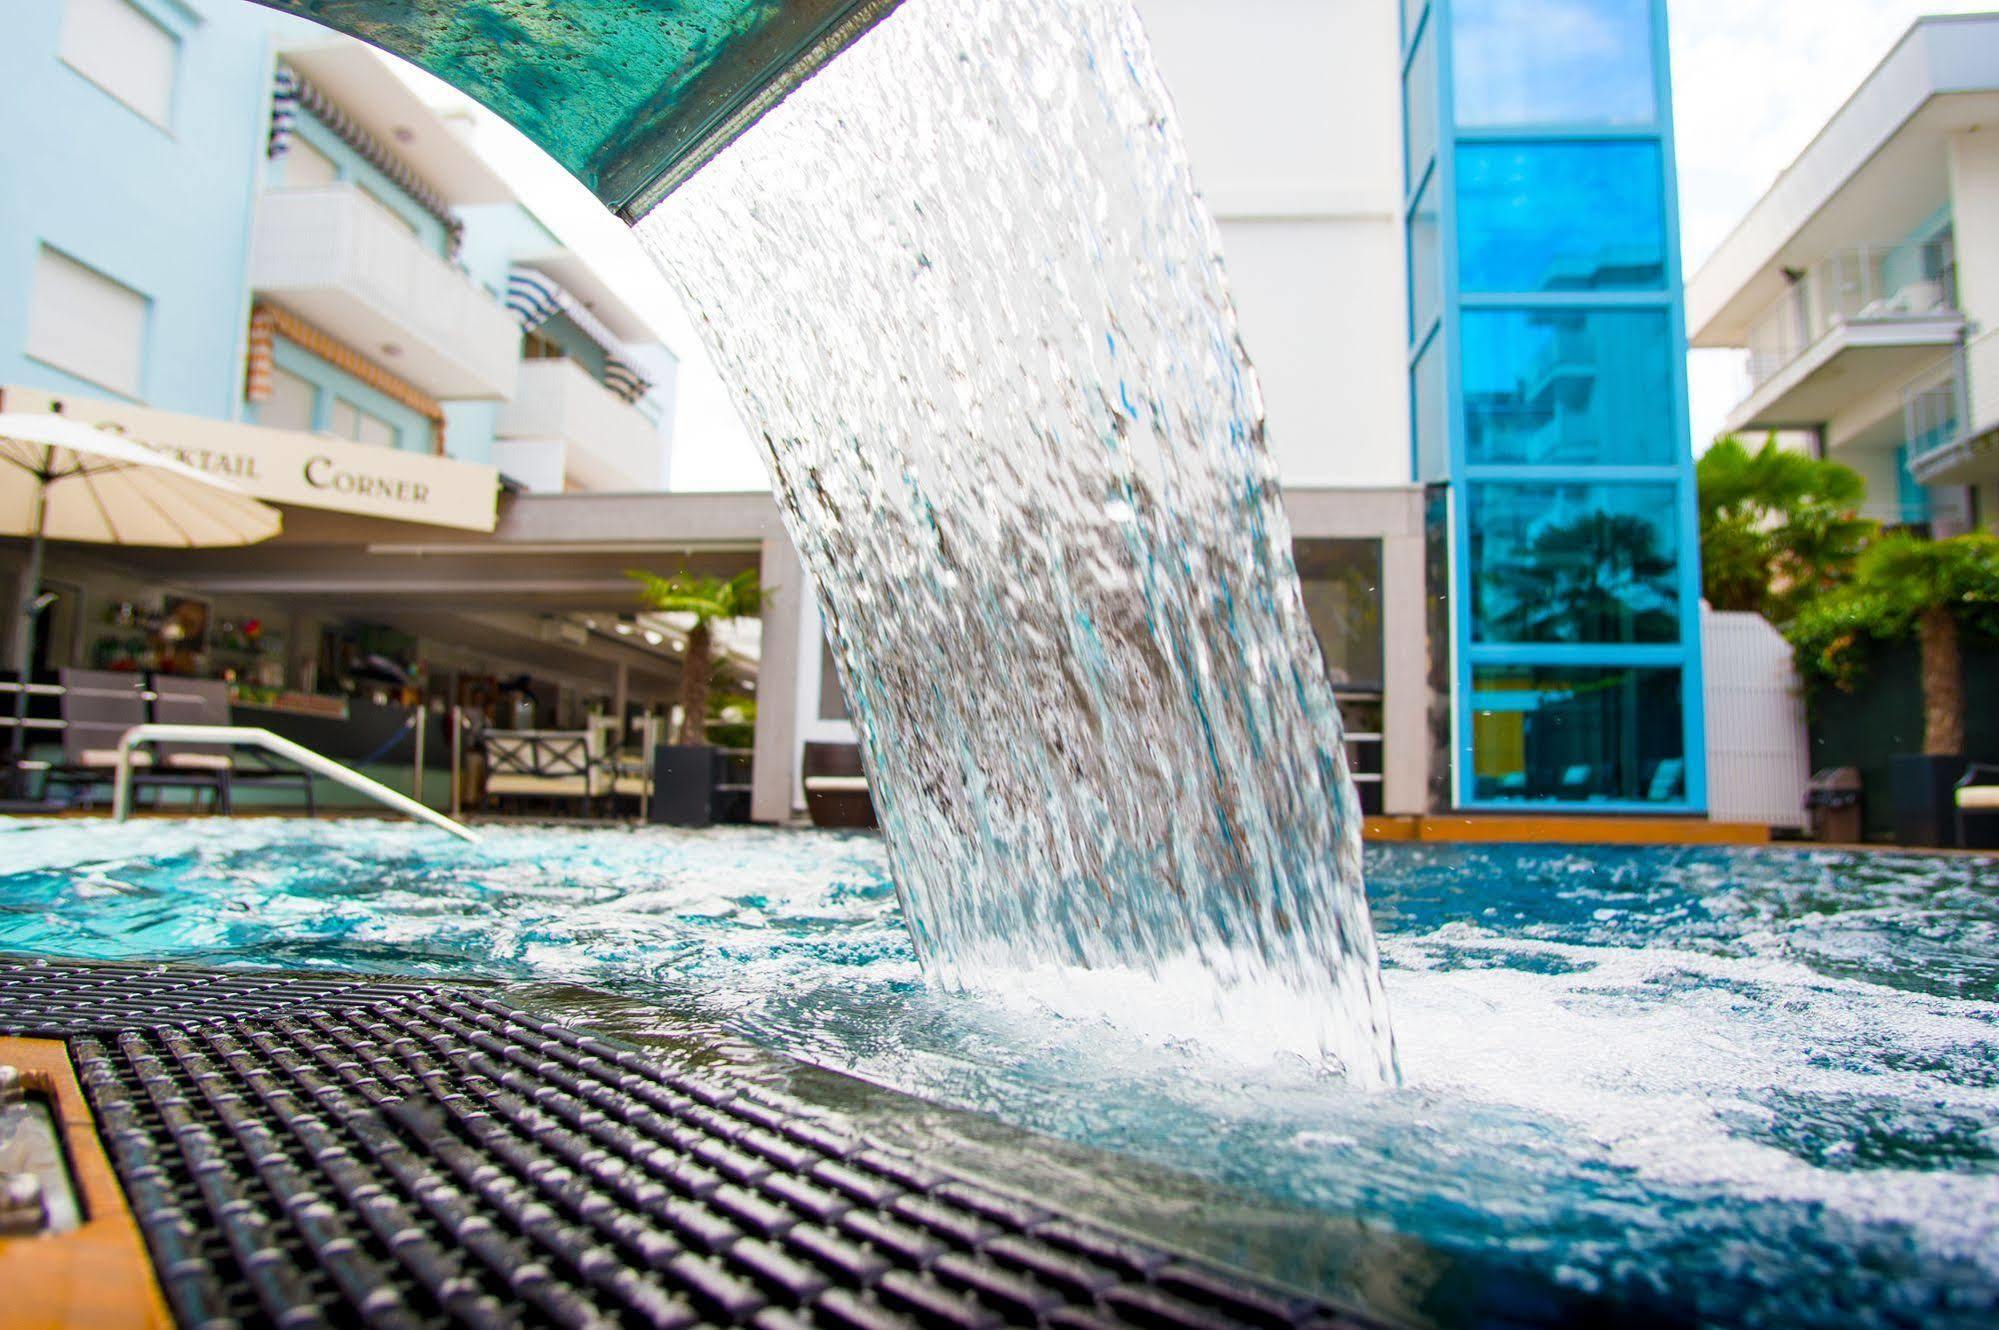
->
xmin=112 ymin=724 xmax=480 ymax=843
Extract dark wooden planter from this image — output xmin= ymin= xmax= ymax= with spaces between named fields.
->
xmin=1889 ymin=754 xmax=1999 ymax=849
xmin=649 ymin=744 xmax=718 ymax=827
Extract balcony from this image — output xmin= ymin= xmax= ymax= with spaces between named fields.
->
xmin=1906 ymin=337 xmax=1999 ymax=487
xmin=495 ymin=357 xmax=664 ymax=492
xmin=1726 ymin=245 xmax=1963 ymax=434
xmin=249 ymin=185 xmax=520 ymax=400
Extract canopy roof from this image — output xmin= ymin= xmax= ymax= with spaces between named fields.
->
xmin=250 ymin=0 xmax=905 ymax=222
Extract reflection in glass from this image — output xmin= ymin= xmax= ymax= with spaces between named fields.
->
xmin=1468 ymin=483 xmax=1680 ymax=644
xmin=1409 ymin=173 xmax=1442 ymax=335
xmin=1412 ymin=338 xmax=1447 ymax=482
xmin=1403 ymin=18 xmax=1437 ymax=190
xmin=1456 ymin=142 xmax=1665 ymax=292
xmin=1453 ymin=0 xmax=1657 ymax=127
xmin=1296 ymin=540 xmax=1385 ymax=689
xmin=1470 ymin=665 xmax=1685 ymax=804
xmin=1461 ymin=309 xmax=1674 ymax=466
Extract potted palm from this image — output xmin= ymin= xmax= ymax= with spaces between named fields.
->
xmin=1786 ymin=532 xmax=1999 ymax=846
xmin=628 ymin=569 xmax=769 ymax=824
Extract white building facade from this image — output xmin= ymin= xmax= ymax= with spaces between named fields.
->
xmin=1689 ymin=14 xmax=1999 ymax=534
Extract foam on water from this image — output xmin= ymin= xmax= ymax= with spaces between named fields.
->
xmin=632 ymin=0 xmax=1396 ymax=1085
xmin=3 ymin=821 xmax=1996 ymax=1325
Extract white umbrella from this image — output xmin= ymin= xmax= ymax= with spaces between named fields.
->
xmin=1 ymin=411 xmax=282 ymax=767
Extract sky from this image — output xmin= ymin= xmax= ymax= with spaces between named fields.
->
xmin=1671 ymin=0 xmax=1995 ymax=451
xmin=411 ymin=1 xmax=1996 ymax=488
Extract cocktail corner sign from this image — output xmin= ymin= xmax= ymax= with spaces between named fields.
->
xmin=3 ymin=386 xmax=500 ymax=532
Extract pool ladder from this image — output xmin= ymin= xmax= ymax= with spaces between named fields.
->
xmin=110 ymin=724 xmax=481 ymax=843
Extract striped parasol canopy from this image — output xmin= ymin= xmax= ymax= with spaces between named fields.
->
xmin=0 ymin=411 xmax=280 ymax=549
xmin=2 ymin=411 xmax=282 ymax=770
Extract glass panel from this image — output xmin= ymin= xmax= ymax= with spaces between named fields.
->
xmin=1409 ymin=173 xmax=1442 ymax=335
xmin=279 ymin=138 xmax=339 ymax=190
xmin=1457 ymin=142 xmax=1666 ymax=293
xmin=1461 ymin=309 xmax=1674 ymax=465
xmin=329 ymin=399 xmax=360 ymax=440
xmin=1403 ymin=0 xmax=1428 ymax=48
xmin=1468 ymin=483 xmax=1681 ymax=644
xmin=1412 ymin=337 xmax=1448 ymax=482
xmin=1452 ymin=0 xmax=1657 ymax=128
xmin=60 ymin=0 xmax=178 ymax=129
xmin=1403 ymin=18 xmax=1437 ymax=190
xmin=1295 ymin=540 xmax=1384 ymax=689
xmin=818 ymin=636 xmax=850 ymax=721
xmin=354 ymin=410 xmax=398 ymax=449
xmin=1469 ymin=665 xmax=1684 ymax=804
xmin=29 ymin=247 xmax=148 ymax=398
xmin=261 ymin=368 xmax=317 ymax=432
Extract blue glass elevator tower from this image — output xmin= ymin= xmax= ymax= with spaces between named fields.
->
xmin=1403 ymin=0 xmax=1706 ymax=811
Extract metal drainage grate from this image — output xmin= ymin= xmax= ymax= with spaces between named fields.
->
xmin=0 ymin=956 xmax=441 ymax=1037
xmin=2 ymin=960 xmax=1381 ymax=1330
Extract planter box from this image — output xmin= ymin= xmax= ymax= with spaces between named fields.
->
xmin=1889 ymin=754 xmax=1999 ymax=849
xmin=649 ymin=745 xmax=718 ymax=827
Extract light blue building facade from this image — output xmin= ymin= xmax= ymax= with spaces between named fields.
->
xmin=1403 ymin=0 xmax=1706 ymax=811
xmin=0 ymin=0 xmax=667 ymax=481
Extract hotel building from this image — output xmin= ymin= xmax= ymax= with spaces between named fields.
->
xmin=1 ymin=0 xmax=1708 ymax=822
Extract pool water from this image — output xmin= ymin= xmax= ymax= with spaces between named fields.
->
xmin=2 ymin=819 xmax=1995 ymax=1328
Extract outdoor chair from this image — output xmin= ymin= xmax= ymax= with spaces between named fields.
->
xmin=1955 ymin=764 xmax=1999 ymax=846
xmin=483 ymin=729 xmax=613 ymax=816
xmin=43 ymin=668 xmax=221 ymax=812
xmin=150 ymin=676 xmax=316 ymax=817
xmin=802 ymin=741 xmax=875 ymax=829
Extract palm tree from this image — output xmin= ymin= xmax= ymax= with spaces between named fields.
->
xmin=1851 ymin=533 xmax=1999 ymax=755
xmin=1697 ymin=435 xmax=1873 ymax=621
xmin=628 ymin=570 xmax=770 ymax=745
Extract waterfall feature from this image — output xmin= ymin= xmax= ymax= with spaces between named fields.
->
xmin=636 ymin=0 xmax=1399 ymax=1087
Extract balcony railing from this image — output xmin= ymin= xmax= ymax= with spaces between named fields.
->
xmin=495 ymin=357 xmax=664 ymax=492
xmin=1904 ymin=350 xmax=1967 ymax=469
xmin=1744 ymin=242 xmax=1959 ymax=390
xmin=250 ymin=185 xmax=520 ymax=401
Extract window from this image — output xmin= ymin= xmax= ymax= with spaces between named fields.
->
xmin=1403 ymin=18 xmax=1438 ymax=190
xmin=1402 ymin=0 xmax=1429 ymax=47
xmin=329 ymin=399 xmax=398 ymax=449
xmin=1452 ymin=0 xmax=1657 ymax=128
xmin=1412 ymin=337 xmax=1447 ymax=482
xmin=1461 ymin=309 xmax=1674 ymax=465
xmin=1467 ymin=483 xmax=1681 ymax=645
xmin=358 ymin=186 xmax=420 ymax=238
xmin=28 ymin=247 xmax=148 ymax=397
xmin=1456 ymin=142 xmax=1666 ymax=293
xmin=1296 ymin=540 xmax=1385 ymax=689
xmin=278 ymin=137 xmax=339 ymax=190
xmin=818 ymin=637 xmax=850 ymax=722
xmin=261 ymin=367 xmax=317 ymax=432
xmin=1469 ymin=665 xmax=1685 ymax=804
xmin=1409 ymin=174 xmax=1442 ymax=336
xmin=60 ymin=0 xmax=178 ymax=129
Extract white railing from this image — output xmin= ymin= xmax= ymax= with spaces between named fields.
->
xmin=1744 ymin=243 xmax=1958 ymax=390
xmin=497 ymin=358 xmax=663 ymax=492
xmin=250 ymin=185 xmax=520 ymax=400
xmin=112 ymin=724 xmax=479 ymax=843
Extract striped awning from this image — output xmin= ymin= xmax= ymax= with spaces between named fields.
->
xmin=504 ymin=267 xmax=655 ymax=405
xmin=245 ymin=304 xmax=448 ymax=455
xmin=268 ymin=66 xmax=464 ymax=257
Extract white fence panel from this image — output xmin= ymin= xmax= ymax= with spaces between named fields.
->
xmin=1702 ymin=605 xmax=1810 ymax=829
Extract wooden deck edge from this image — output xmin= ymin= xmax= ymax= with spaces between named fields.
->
xmin=1364 ymin=815 xmax=1771 ymax=846
xmin=0 ymin=1037 xmax=174 ymax=1330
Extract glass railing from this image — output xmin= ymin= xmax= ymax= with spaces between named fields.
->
xmin=1744 ymin=242 xmax=1959 ymax=390
xmin=1903 ymin=349 xmax=1967 ymax=468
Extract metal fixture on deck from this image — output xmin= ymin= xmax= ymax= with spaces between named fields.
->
xmin=111 ymin=724 xmax=481 ymax=842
